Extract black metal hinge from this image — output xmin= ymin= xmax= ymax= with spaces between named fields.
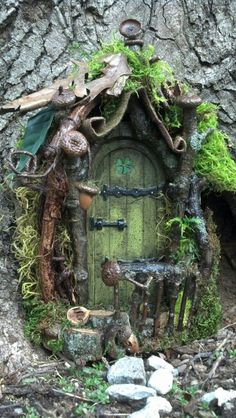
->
xmin=100 ymin=185 xmax=162 ymax=200
xmin=90 ymin=217 xmax=127 ymax=231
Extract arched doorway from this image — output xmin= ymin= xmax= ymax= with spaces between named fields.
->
xmin=87 ymin=139 xmax=166 ymax=307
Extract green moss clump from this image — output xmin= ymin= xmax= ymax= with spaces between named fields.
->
xmin=195 ymin=102 xmax=236 ymax=192
xmin=72 ymin=39 xmax=174 ymax=106
xmin=165 ymin=216 xmax=200 ymax=263
xmin=164 ymin=105 xmax=183 ymax=130
xmin=189 ymin=213 xmax=222 ymax=340
xmin=12 ymin=188 xmax=73 ymax=350
xmin=23 ymin=297 xmax=68 ymax=348
xmin=197 ymin=102 xmax=219 ymax=132
xmin=12 ymin=187 xmax=73 ymax=300
xmin=190 ymin=271 xmax=221 ymax=340
xmin=99 ymin=95 xmax=123 ymax=120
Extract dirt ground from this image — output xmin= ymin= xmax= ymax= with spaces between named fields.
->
xmin=1 ymin=271 xmax=235 ymax=418
xmin=1 ymin=201 xmax=235 ymax=417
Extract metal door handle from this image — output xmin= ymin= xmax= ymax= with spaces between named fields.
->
xmin=90 ymin=217 xmax=127 ymax=231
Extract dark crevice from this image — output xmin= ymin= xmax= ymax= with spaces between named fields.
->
xmin=202 ymin=193 xmax=236 ymax=243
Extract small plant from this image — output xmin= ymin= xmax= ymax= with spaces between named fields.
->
xmin=81 ymin=371 xmax=109 ymax=404
xmin=184 ymin=384 xmax=199 ymax=396
xmin=164 ymin=104 xmax=183 ymax=130
xmin=24 ymin=406 xmax=40 ymax=418
xmin=170 ymin=383 xmax=200 ymax=409
xmin=100 ymin=95 xmax=122 ymax=120
xmin=58 ymin=376 xmax=77 ymax=393
xmin=165 ymin=216 xmax=201 ymax=263
xmin=170 ymin=381 xmax=181 ymax=395
xmin=170 ymin=382 xmax=188 ymax=406
xmin=74 ymin=402 xmax=96 ymax=417
xmin=229 ymin=349 xmax=236 ymax=358
xmin=46 ymin=337 xmax=64 ymax=355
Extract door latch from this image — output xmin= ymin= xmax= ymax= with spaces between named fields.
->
xmin=90 ymin=217 xmax=127 ymax=231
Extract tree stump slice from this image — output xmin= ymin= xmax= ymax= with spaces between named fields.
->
xmin=63 ymin=328 xmax=103 ymax=362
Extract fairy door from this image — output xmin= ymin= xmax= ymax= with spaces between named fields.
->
xmin=87 ymin=140 xmax=165 ymax=308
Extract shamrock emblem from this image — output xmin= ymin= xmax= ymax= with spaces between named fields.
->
xmin=115 ymin=158 xmax=134 ymax=175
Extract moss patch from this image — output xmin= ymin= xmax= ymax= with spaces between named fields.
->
xmin=189 ymin=213 xmax=222 ymax=340
xmin=165 ymin=216 xmax=200 ymax=263
xmin=23 ymin=297 xmax=68 ymax=350
xmin=12 ymin=187 xmax=41 ymax=299
xmin=195 ymin=103 xmax=236 ymax=192
xmin=190 ymin=272 xmax=221 ymax=340
xmin=71 ymin=39 xmax=175 ymax=106
xmin=12 ymin=187 xmax=73 ymax=350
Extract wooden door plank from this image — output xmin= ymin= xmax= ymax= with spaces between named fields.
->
xmin=109 ymin=149 xmax=130 ymax=305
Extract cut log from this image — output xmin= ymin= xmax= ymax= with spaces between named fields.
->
xmin=63 ymin=328 xmax=103 ymax=362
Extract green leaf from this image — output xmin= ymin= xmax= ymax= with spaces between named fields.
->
xmin=17 ymin=106 xmax=55 ymax=171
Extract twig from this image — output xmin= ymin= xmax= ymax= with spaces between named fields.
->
xmin=202 ymin=337 xmax=229 ymax=388
xmin=33 ymin=401 xmax=58 ymax=418
xmin=216 ymin=337 xmax=229 ymax=352
xmin=102 ymin=414 xmax=129 ymax=417
xmin=0 ymin=405 xmax=23 ymax=411
xmin=218 ymin=321 xmax=236 ymax=332
xmin=52 ymin=388 xmax=93 ymax=403
xmin=101 ymin=356 xmax=110 ymax=370
xmin=208 ymin=352 xmax=224 ymax=380
xmin=191 ymin=352 xmax=212 ymax=363
xmin=183 ymin=351 xmax=212 ymax=385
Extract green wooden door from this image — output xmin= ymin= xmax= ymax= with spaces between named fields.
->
xmin=87 ymin=140 xmax=165 ymax=308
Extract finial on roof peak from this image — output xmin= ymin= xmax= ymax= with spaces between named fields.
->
xmin=119 ymin=19 xmax=144 ymax=48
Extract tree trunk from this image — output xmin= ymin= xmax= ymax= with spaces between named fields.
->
xmin=0 ymin=0 xmax=235 ymax=376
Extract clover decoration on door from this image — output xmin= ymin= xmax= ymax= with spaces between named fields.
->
xmin=115 ymin=158 xmax=134 ymax=175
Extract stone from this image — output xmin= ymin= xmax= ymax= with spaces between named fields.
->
xmin=171 ymin=358 xmax=182 ymax=368
xmin=193 ymin=364 xmax=207 ymax=373
xmin=177 ymin=363 xmax=188 ymax=375
xmin=128 ymin=407 xmax=160 ymax=418
xmin=146 ymin=396 xmax=173 ymax=413
xmin=181 ymin=354 xmax=193 ymax=360
xmin=107 ymin=357 xmax=146 ymax=385
xmin=146 ymin=355 xmax=175 ymax=374
xmin=128 ymin=396 xmax=172 ymax=418
xmin=148 ymin=368 xmax=173 ymax=395
xmin=106 ymin=384 xmax=156 ymax=407
xmin=201 ymin=387 xmax=236 ymax=406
